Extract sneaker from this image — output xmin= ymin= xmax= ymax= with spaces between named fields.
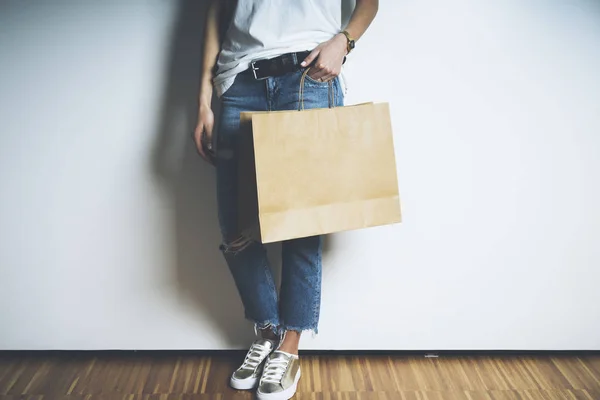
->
xmin=229 ymin=339 xmax=276 ymax=390
xmin=256 ymin=351 xmax=301 ymax=400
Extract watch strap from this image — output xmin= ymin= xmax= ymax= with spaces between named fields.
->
xmin=341 ymin=30 xmax=355 ymax=54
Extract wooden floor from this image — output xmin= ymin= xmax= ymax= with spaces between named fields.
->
xmin=0 ymin=353 xmax=599 ymax=399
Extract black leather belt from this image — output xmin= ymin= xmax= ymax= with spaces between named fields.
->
xmin=244 ymin=51 xmax=312 ymax=80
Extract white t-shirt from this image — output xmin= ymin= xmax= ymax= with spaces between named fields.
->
xmin=214 ymin=0 xmax=345 ymax=97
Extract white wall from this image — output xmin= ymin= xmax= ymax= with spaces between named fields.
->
xmin=1 ymin=0 xmax=599 ymax=351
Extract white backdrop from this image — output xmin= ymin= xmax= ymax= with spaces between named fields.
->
xmin=1 ymin=0 xmax=599 ymax=351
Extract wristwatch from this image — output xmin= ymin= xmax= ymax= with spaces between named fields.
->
xmin=341 ymin=30 xmax=355 ymax=54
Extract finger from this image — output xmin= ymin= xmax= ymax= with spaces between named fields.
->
xmin=198 ymin=143 xmax=215 ymax=165
xmin=195 ymin=131 xmax=206 ymax=157
xmin=310 ymin=66 xmax=329 ymax=81
xmin=301 ymin=49 xmax=320 ymax=67
xmin=318 ymin=69 xmax=336 ymax=82
xmin=194 ymin=126 xmax=214 ymax=165
xmin=322 ymin=71 xmax=339 ymax=82
xmin=203 ymin=123 xmax=216 ymax=164
xmin=316 ymin=62 xmax=336 ymax=79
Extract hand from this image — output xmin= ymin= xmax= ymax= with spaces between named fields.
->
xmin=194 ymin=104 xmax=215 ymax=165
xmin=301 ymin=34 xmax=347 ymax=82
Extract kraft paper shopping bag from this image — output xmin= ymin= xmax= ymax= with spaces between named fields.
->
xmin=237 ymin=74 xmax=401 ymax=243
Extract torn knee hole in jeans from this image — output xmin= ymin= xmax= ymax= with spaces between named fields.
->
xmin=220 ymin=234 xmax=253 ymax=254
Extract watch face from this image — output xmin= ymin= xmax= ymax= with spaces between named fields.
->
xmin=350 ymin=40 xmax=355 ymax=49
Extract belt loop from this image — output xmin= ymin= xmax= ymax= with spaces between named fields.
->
xmin=292 ymin=52 xmax=298 ymax=65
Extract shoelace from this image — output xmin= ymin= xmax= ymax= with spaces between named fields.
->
xmin=261 ymin=356 xmax=290 ymax=384
xmin=240 ymin=342 xmax=271 ymax=370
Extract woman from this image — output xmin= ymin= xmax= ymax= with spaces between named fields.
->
xmin=193 ymin=1 xmax=378 ymax=398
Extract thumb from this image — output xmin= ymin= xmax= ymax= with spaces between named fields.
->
xmin=301 ymin=49 xmax=320 ymax=67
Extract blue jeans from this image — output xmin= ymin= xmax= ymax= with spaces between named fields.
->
xmin=215 ymin=69 xmax=344 ymax=335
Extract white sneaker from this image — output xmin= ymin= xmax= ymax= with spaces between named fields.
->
xmin=257 ymin=351 xmax=301 ymax=400
xmin=229 ymin=339 xmax=276 ymax=390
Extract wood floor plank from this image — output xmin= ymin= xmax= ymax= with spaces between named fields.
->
xmin=386 ymin=356 xmax=422 ymax=391
xmin=361 ymin=355 xmax=400 ymax=392
xmin=550 ymin=357 xmax=600 ymax=393
xmin=0 ymin=357 xmax=18 ymax=383
xmin=67 ymin=357 xmax=98 ymax=395
xmin=427 ymin=357 xmax=477 ymax=391
xmin=3 ymin=357 xmax=46 ymax=395
xmin=0 ymin=353 xmax=598 ymax=399
xmin=0 ymin=358 xmax=27 ymax=394
xmin=0 ymin=392 xmax=592 ymax=400
xmin=408 ymin=357 xmax=457 ymax=391
xmin=471 ymin=357 xmax=516 ymax=391
xmin=167 ymin=356 xmax=196 ymax=394
xmin=317 ymin=356 xmax=360 ymax=392
xmin=496 ymin=357 xmax=544 ymax=390
xmin=455 ymin=357 xmax=489 ymax=391
xmin=580 ymin=356 xmax=600 ymax=377
xmin=518 ymin=357 xmax=573 ymax=391
xmin=140 ymin=357 xmax=182 ymax=395
xmin=201 ymin=355 xmax=244 ymax=395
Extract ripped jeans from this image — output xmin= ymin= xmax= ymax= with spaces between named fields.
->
xmin=215 ymin=68 xmax=344 ymax=335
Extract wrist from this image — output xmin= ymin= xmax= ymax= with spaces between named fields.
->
xmin=199 ymin=79 xmax=213 ymax=109
xmin=199 ymin=100 xmax=212 ymax=114
xmin=334 ymin=33 xmax=349 ymax=54
xmin=340 ymin=30 xmax=355 ymax=54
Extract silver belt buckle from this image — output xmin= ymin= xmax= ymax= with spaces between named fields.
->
xmin=250 ymin=60 xmax=266 ymax=80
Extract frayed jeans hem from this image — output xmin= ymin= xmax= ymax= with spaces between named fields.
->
xmin=251 ymin=319 xmax=281 ymax=336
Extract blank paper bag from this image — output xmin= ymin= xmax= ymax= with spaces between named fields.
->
xmin=238 ymin=101 xmax=401 ymax=244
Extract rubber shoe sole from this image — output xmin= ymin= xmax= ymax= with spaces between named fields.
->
xmin=229 ymin=374 xmax=259 ymax=390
